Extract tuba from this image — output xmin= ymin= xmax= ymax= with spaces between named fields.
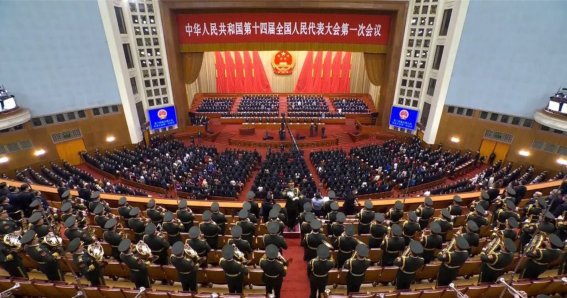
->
xmin=524 ymin=232 xmax=545 ymax=256
xmin=3 ymin=233 xmax=22 ymax=250
xmin=87 ymin=241 xmax=105 ymax=262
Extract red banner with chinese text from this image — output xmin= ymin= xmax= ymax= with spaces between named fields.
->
xmin=177 ymin=13 xmax=391 ymax=46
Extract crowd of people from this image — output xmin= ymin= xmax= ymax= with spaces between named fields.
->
xmin=237 ymin=94 xmax=279 ymax=113
xmin=287 ymin=95 xmax=329 ymax=113
xmin=196 ymin=97 xmax=234 ymax=113
xmin=332 ymin=97 xmax=370 ymax=113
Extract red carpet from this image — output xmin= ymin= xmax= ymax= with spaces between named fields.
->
xmin=280 ymin=238 xmax=310 ymax=298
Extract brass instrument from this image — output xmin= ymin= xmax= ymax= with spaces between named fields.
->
xmin=498 ymin=277 xmax=527 ymax=298
xmin=322 ymin=240 xmax=334 ymax=250
xmin=232 ymin=244 xmax=249 ymax=264
xmin=155 ymin=223 xmax=166 ymax=238
xmin=449 ymin=283 xmax=469 ymax=298
xmin=524 ymin=232 xmax=545 ymax=256
xmin=3 ymin=233 xmax=22 ymax=250
xmin=441 ymin=231 xmax=460 ymax=255
xmin=401 ymin=245 xmax=411 ymax=258
xmin=87 ymin=241 xmax=105 ymax=262
xmin=42 ymin=231 xmax=63 ymax=249
xmin=0 ymin=282 xmax=20 ymax=298
xmin=134 ymin=240 xmax=155 ymax=263
xmin=482 ymin=229 xmax=503 ymax=255
xmin=183 ymin=240 xmax=202 ymax=265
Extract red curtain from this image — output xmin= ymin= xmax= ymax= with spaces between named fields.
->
xmin=214 ymin=52 xmax=227 ymax=93
xmin=311 ymin=51 xmax=323 ymax=93
xmin=321 ymin=51 xmax=333 ymax=93
xmin=330 ymin=52 xmax=342 ymax=93
xmin=243 ymin=51 xmax=254 ymax=92
xmin=339 ymin=52 xmax=352 ymax=93
xmin=253 ymin=51 xmax=272 ymax=92
xmin=233 ymin=51 xmax=245 ymax=93
xmin=223 ymin=51 xmax=236 ymax=92
xmin=294 ymin=51 xmax=313 ymax=93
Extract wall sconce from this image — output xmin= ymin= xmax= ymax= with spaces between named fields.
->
xmin=0 ymin=156 xmax=8 ymax=164
xmin=558 ymin=158 xmax=567 ymax=166
xmin=450 ymin=137 xmax=460 ymax=143
xmin=106 ymin=136 xmax=116 ymax=143
xmin=518 ymin=150 xmax=530 ymax=157
xmin=34 ymin=149 xmax=46 ymax=156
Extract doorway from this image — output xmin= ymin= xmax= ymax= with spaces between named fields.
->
xmin=55 ymin=138 xmax=86 ymax=165
xmin=479 ymin=139 xmax=510 ymax=164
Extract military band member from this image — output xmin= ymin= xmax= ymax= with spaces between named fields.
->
xmin=244 ymin=193 xmax=260 ymax=220
xmin=119 ymin=239 xmax=150 ymax=289
xmin=463 ymin=220 xmax=480 ymax=255
xmin=448 ymin=195 xmax=463 ymax=216
xmin=93 ymin=203 xmax=110 ymax=229
xmin=268 ymin=208 xmax=285 ymax=235
xmin=117 ymin=197 xmax=133 ymax=227
xmin=103 ymin=217 xmax=124 ymax=261
xmin=381 ymin=224 xmax=406 ymax=266
xmin=328 ymin=212 xmax=346 ymax=247
xmin=162 ymin=211 xmax=183 ymax=246
xmin=403 ymin=211 xmax=421 ymax=245
xmin=176 ymin=199 xmax=194 ymax=233
xmin=308 ymin=244 xmax=335 ymax=298
xmin=143 ymin=223 xmax=170 ymax=265
xmin=326 ymin=202 xmax=340 ymax=226
xmin=434 ymin=209 xmax=455 ymax=242
xmin=387 ymin=200 xmax=404 ymax=224
xmin=467 ymin=204 xmax=489 ymax=231
xmin=187 ymin=226 xmax=210 ymax=267
xmin=301 ymin=213 xmax=315 ymax=246
xmin=344 ymin=244 xmax=371 ymax=294
xmin=559 ymin=241 xmax=567 ymax=275
xmin=479 ymin=238 xmax=515 ymax=283
xmin=416 ymin=197 xmax=435 ymax=229
xmin=21 ymin=230 xmax=64 ymax=281
xmin=220 ymin=245 xmax=248 ymax=294
xmin=211 ymin=202 xmax=227 ymax=235
xmin=128 ymin=207 xmax=147 ymax=242
xmin=357 ymin=200 xmax=375 ymax=235
xmin=170 ymin=241 xmax=197 ymax=292
xmin=28 ymin=211 xmax=50 ymax=238
xmin=436 ymin=236 xmax=470 ymax=286
xmin=337 ymin=224 xmax=358 ymax=268
xmin=520 ymin=234 xmax=563 ymax=279
xmin=199 ymin=210 xmax=221 ymax=249
xmin=87 ymin=191 xmax=102 ymax=213
xmin=242 ymin=202 xmax=258 ymax=224
xmin=369 ymin=213 xmax=388 ymax=249
xmin=260 ymin=244 xmax=287 ymax=298
xmin=146 ymin=199 xmax=164 ymax=225
xmin=305 ymin=219 xmax=329 ymax=261
xmin=0 ymin=214 xmax=27 ymax=278
xmin=60 ymin=201 xmax=74 ymax=225
xmin=229 ymin=225 xmax=252 ymax=260
xmin=503 ymin=217 xmax=519 ymax=241
xmin=67 ymin=237 xmax=105 ymax=286
xmin=421 ymin=222 xmax=443 ymax=264
xmin=299 ymin=202 xmax=314 ymax=224
xmin=236 ymin=209 xmax=255 ymax=246
xmin=264 ymin=221 xmax=288 ymax=251
xmin=493 ymin=199 xmax=520 ymax=229
xmin=394 ymin=240 xmax=424 ymax=290
xmin=64 ymin=215 xmax=95 ymax=245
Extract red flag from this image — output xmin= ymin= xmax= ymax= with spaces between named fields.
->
xmin=253 ymin=51 xmax=272 ymax=92
xmin=339 ymin=52 xmax=352 ymax=93
xmin=233 ymin=51 xmax=245 ymax=93
xmin=243 ymin=51 xmax=254 ymax=92
xmin=321 ymin=51 xmax=333 ymax=93
xmin=223 ymin=51 xmax=236 ymax=92
xmin=329 ymin=52 xmax=342 ymax=93
xmin=214 ymin=52 xmax=227 ymax=93
xmin=294 ymin=51 xmax=313 ymax=93
xmin=311 ymin=51 xmax=324 ymax=93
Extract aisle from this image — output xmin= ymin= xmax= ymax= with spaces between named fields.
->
xmin=280 ymin=238 xmax=310 ymax=297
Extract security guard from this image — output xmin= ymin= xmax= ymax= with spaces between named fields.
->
xmin=260 ymin=244 xmax=287 ymax=298
xmin=503 ymin=217 xmax=519 ymax=241
xmin=117 ymin=197 xmax=133 ymax=227
xmin=0 ymin=215 xmax=27 ymax=278
xmin=337 ymin=224 xmax=358 ymax=268
xmin=462 ymin=220 xmax=480 ymax=255
xmin=211 ymin=202 xmax=227 ymax=235
xmin=64 ymin=215 xmax=95 ymax=245
xmin=357 ymin=200 xmax=375 ymax=235
xmin=403 ymin=211 xmax=421 ymax=245
xmin=381 ymin=224 xmax=406 ymax=266
xmin=520 ymin=234 xmax=563 ymax=279
xmin=21 ymin=230 xmax=63 ymax=281
xmin=394 ymin=240 xmax=424 ymax=290
xmin=146 ymin=199 xmax=164 ymax=225
xmin=170 ymin=241 xmax=197 ymax=292
xmin=416 ymin=197 xmax=435 ymax=229
xmin=304 ymin=219 xmax=329 ymax=261
xmin=67 ymin=238 xmax=105 ymax=286
xmin=219 ymin=245 xmax=248 ymax=294
xmin=436 ymin=236 xmax=470 ymax=286
xmin=186 ymin=226 xmax=210 ymax=267
xmin=128 ymin=207 xmax=147 ymax=243
xmin=199 ymin=210 xmax=221 ymax=249
xmin=119 ymin=239 xmax=150 ymax=289
xmin=228 ymin=225 xmax=252 ymax=260
xmin=307 ymin=244 xmax=335 ymax=298
xmin=479 ymin=238 xmax=515 ymax=283
xmin=328 ymin=212 xmax=346 ymax=247
xmin=343 ymin=244 xmax=371 ymax=294
xmin=176 ymin=199 xmax=194 ymax=233
xmin=103 ymin=217 xmax=124 ymax=261
xmin=434 ymin=209 xmax=454 ymax=242
xmin=448 ymin=195 xmax=463 ymax=216
xmin=386 ymin=200 xmax=404 ymax=224
xmin=369 ymin=213 xmax=388 ymax=248
xmin=143 ymin=223 xmax=170 ymax=265
xmin=162 ymin=211 xmax=183 ymax=246
xmin=300 ymin=213 xmax=315 ymax=246
xmin=236 ymin=209 xmax=255 ymax=247
xmin=421 ymin=221 xmax=443 ymax=264
xmin=264 ymin=221 xmax=288 ymax=251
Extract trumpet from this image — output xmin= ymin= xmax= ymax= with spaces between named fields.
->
xmin=498 ymin=277 xmax=527 ymax=298
xmin=87 ymin=241 xmax=105 ymax=263
xmin=449 ymin=283 xmax=469 ymax=298
xmin=0 ymin=282 xmax=20 ymax=298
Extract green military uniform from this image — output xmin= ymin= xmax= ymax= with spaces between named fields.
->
xmin=68 ymin=238 xmax=105 ymax=286
xmin=300 ymin=213 xmax=314 ymax=247
xmin=187 ymin=226 xmax=210 ymax=268
xmin=434 ymin=209 xmax=454 ymax=242
xmin=103 ymin=218 xmax=124 ymax=261
xmin=219 ymin=245 xmax=248 ymax=294
xmin=170 ymin=241 xmax=197 ymax=292
xmin=328 ymin=212 xmax=345 ymax=248
xmin=337 ymin=224 xmax=358 ymax=268
xmin=369 ymin=213 xmax=388 ymax=248
xmin=304 ymin=220 xmax=329 ymax=261
xmin=448 ymin=195 xmax=463 ymax=216
xmin=422 ymin=222 xmax=444 ymax=264
xmin=199 ymin=210 xmax=221 ymax=249
xmin=308 ymin=244 xmax=335 ymax=298
xmin=162 ymin=211 xmax=183 ymax=246
xmin=143 ymin=223 xmax=170 ymax=265
xmin=119 ymin=239 xmax=150 ymax=289
xmin=344 ymin=244 xmax=371 ymax=294
xmin=236 ymin=209 xmax=255 ymax=247
xmin=22 ymin=230 xmax=63 ymax=281
xmin=64 ymin=215 xmax=94 ymax=245
xmin=357 ymin=200 xmax=375 ymax=235
xmin=117 ymin=197 xmax=133 ymax=228
xmin=503 ymin=217 xmax=519 ymax=241
xmin=381 ymin=224 xmax=406 ymax=266
xmin=176 ymin=199 xmax=194 ymax=233
xmin=403 ymin=211 xmax=421 ymax=245
xmin=229 ymin=225 xmax=253 ymax=260
xmin=260 ymin=245 xmax=287 ymax=298
xmin=0 ymin=214 xmax=26 ymax=278
xmin=521 ymin=234 xmax=563 ymax=279
xmin=211 ymin=202 xmax=227 ymax=235
xmin=93 ymin=203 xmax=110 ymax=229
xmin=463 ymin=220 xmax=480 ymax=255
xmin=128 ymin=207 xmax=147 ymax=242
xmin=387 ymin=201 xmax=404 ymax=224
xmin=146 ymin=199 xmax=164 ymax=225
xmin=436 ymin=236 xmax=470 ymax=286
xmin=394 ymin=240 xmax=424 ymax=290
xmin=416 ymin=197 xmax=435 ymax=229
xmin=466 ymin=205 xmax=489 ymax=231
xmin=479 ymin=238 xmax=515 ymax=283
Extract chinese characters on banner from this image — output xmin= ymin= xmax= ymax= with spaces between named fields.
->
xmin=177 ymin=13 xmax=391 ymax=45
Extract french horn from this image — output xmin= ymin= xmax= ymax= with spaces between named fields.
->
xmin=3 ymin=233 xmax=22 ymax=250
xmin=87 ymin=241 xmax=105 ymax=262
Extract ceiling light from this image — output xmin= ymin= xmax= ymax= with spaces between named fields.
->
xmin=518 ymin=150 xmax=530 ymax=157
xmin=558 ymin=158 xmax=567 ymax=166
xmin=0 ymin=157 xmax=8 ymax=164
xmin=106 ymin=136 xmax=116 ymax=143
xmin=450 ymin=137 xmax=460 ymax=143
xmin=34 ymin=149 xmax=46 ymax=156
